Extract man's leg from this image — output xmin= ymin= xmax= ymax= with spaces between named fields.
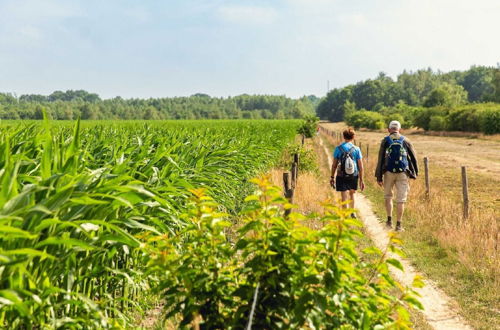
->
xmin=383 ymin=173 xmax=395 ymax=227
xmin=394 ymin=173 xmax=409 ymax=231
xmin=396 ymin=202 xmax=405 ymax=223
xmin=385 ymin=198 xmax=393 ymax=219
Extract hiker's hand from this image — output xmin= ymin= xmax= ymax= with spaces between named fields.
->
xmin=377 ymin=180 xmax=383 ymax=187
xmin=329 ymin=177 xmax=335 ymax=188
xmin=360 ymin=180 xmax=365 ymax=191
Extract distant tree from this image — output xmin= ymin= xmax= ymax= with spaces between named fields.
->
xmin=459 ymin=66 xmax=494 ymax=102
xmin=316 ymin=87 xmax=353 ymax=122
xmin=144 ymin=106 xmax=160 ymax=120
xmin=34 ymin=106 xmax=45 ymax=120
xmin=80 ymin=104 xmax=97 ymax=120
xmin=490 ymin=69 xmax=500 ymax=102
xmin=423 ymin=83 xmax=467 ymax=107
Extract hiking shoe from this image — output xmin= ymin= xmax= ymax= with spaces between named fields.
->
xmin=350 ymin=213 xmax=357 ymax=219
xmin=395 ymin=223 xmax=404 ymax=232
xmin=386 ymin=219 xmax=392 ymax=228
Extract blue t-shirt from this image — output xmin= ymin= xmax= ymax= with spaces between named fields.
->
xmin=333 ymin=142 xmax=363 ymax=176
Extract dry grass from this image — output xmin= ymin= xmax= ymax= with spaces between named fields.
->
xmin=321 ymin=122 xmax=500 ymax=280
xmin=320 ymin=122 xmax=500 ymax=328
xmin=268 ymin=169 xmax=333 ymax=215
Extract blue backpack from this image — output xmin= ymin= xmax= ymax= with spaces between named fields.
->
xmin=385 ymin=136 xmax=409 ymax=173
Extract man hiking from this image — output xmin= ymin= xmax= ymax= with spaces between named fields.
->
xmin=375 ymin=120 xmax=418 ymax=231
xmin=330 ymin=128 xmax=364 ymax=218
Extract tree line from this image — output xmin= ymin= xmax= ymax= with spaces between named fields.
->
xmin=0 ymin=91 xmax=319 ymax=120
xmin=317 ymin=65 xmax=500 ymax=134
xmin=317 ymin=66 xmax=500 ymax=121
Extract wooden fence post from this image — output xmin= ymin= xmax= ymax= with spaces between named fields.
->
xmin=424 ymin=157 xmax=430 ymax=198
xmin=366 ymin=144 xmax=369 ymax=162
xmin=301 ymin=134 xmax=305 ymax=145
xmin=461 ymin=166 xmax=469 ymax=219
xmin=283 ymin=172 xmax=294 ymax=217
xmin=292 ymin=153 xmax=299 ymax=188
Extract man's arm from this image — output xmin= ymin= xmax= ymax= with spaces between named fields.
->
xmin=375 ymin=139 xmax=386 ymax=184
xmin=405 ymin=139 xmax=419 ymax=178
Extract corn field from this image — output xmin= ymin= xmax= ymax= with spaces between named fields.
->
xmin=0 ymin=119 xmax=299 ymax=328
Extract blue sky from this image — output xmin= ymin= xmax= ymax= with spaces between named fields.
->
xmin=0 ymin=0 xmax=499 ymax=99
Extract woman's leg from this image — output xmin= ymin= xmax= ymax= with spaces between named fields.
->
xmin=349 ymin=189 xmax=356 ymax=209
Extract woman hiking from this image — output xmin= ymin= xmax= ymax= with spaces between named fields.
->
xmin=330 ymin=128 xmax=364 ymax=218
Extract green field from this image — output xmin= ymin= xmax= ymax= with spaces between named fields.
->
xmin=0 ymin=120 xmax=299 ymax=327
xmin=0 ymin=119 xmax=422 ymax=328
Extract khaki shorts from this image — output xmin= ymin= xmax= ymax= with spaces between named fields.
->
xmin=383 ymin=172 xmax=409 ymax=203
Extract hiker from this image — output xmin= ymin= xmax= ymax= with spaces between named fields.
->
xmin=375 ymin=120 xmax=418 ymax=231
xmin=330 ymin=128 xmax=364 ymax=218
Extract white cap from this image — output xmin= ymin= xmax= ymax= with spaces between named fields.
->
xmin=388 ymin=120 xmax=401 ymax=130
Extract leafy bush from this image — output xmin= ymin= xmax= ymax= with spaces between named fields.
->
xmin=280 ymin=143 xmax=318 ymax=173
xmin=447 ymin=107 xmax=482 ymax=132
xmin=413 ymin=107 xmax=448 ymax=130
xmin=345 ymin=110 xmax=386 ymax=129
xmin=429 ymin=115 xmax=447 ymax=131
xmin=479 ymin=108 xmax=500 ymax=134
xmin=147 ymin=178 xmax=423 ymax=329
xmin=297 ymin=115 xmax=319 ymax=138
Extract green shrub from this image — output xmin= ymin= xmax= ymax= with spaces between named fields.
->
xmin=280 ymin=143 xmax=318 ymax=173
xmin=345 ymin=110 xmax=386 ymax=129
xmin=147 ymin=178 xmax=423 ymax=328
xmin=297 ymin=115 xmax=319 ymax=138
xmin=447 ymin=107 xmax=482 ymax=132
xmin=413 ymin=107 xmax=448 ymax=130
xmin=479 ymin=108 xmax=500 ymax=134
xmin=429 ymin=115 xmax=447 ymax=131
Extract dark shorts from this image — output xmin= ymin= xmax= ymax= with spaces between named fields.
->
xmin=335 ymin=175 xmax=358 ymax=192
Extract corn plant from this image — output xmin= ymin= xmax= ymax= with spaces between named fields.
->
xmin=0 ymin=119 xmax=298 ymax=328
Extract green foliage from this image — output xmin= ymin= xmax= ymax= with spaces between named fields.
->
xmin=429 ymin=116 xmax=447 ymax=131
xmin=480 ymin=108 xmax=500 ymax=134
xmin=147 ymin=178 xmax=422 ymax=329
xmin=413 ymin=107 xmax=449 ymax=130
xmin=345 ymin=110 xmax=386 ymax=130
xmin=402 ymin=103 xmax=500 ymax=134
xmin=0 ymin=92 xmax=316 ymax=120
xmin=297 ymin=115 xmax=319 ymax=138
xmin=280 ymin=143 xmax=318 ymax=173
xmin=316 ymin=66 xmax=499 ymax=122
xmin=423 ymin=83 xmax=468 ymax=108
xmin=0 ymin=120 xmax=298 ymax=328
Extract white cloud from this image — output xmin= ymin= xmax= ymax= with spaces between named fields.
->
xmin=217 ymin=5 xmax=278 ymax=25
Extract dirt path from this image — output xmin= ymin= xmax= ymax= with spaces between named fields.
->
xmin=319 ymin=137 xmax=472 ymax=330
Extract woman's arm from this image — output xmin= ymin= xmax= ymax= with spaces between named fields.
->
xmin=357 ymin=158 xmax=365 ymax=191
xmin=330 ymin=158 xmax=339 ymax=187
